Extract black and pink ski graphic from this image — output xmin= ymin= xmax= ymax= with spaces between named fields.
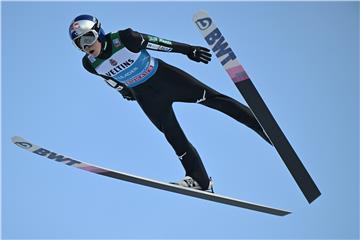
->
xmin=12 ymin=136 xmax=291 ymax=216
xmin=193 ymin=10 xmax=320 ymax=203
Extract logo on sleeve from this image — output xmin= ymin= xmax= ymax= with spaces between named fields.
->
xmin=113 ymin=38 xmax=121 ymax=48
xmin=88 ymin=55 xmax=96 ymax=63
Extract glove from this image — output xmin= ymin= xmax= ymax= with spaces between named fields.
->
xmin=187 ymin=46 xmax=212 ymax=64
xmin=119 ymin=87 xmax=135 ymax=101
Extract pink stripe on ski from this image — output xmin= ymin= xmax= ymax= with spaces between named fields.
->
xmin=226 ymin=65 xmax=250 ymax=83
xmin=78 ymin=165 xmax=107 ymax=173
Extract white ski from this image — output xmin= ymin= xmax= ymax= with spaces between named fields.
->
xmin=12 ymin=136 xmax=290 ymax=216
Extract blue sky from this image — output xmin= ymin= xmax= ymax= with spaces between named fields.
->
xmin=2 ymin=1 xmax=359 ymax=239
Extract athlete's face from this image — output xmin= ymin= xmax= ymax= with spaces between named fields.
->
xmin=84 ymin=40 xmax=102 ymax=57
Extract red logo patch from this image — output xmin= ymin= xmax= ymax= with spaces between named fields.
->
xmin=109 ymin=59 xmax=118 ymax=66
xmin=71 ymin=22 xmax=80 ymax=32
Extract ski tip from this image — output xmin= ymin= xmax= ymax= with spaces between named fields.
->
xmin=11 ymin=136 xmax=24 ymax=144
xmin=193 ymin=10 xmax=209 ymax=21
xmin=11 ymin=136 xmax=32 ymax=150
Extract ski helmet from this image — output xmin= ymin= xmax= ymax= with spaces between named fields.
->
xmin=69 ymin=14 xmax=106 ymax=51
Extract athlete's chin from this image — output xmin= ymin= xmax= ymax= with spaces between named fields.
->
xmin=89 ymin=51 xmax=100 ymax=57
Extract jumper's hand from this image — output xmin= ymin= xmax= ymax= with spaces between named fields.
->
xmin=187 ymin=46 xmax=212 ymax=64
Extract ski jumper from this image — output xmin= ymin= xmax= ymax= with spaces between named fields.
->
xmin=82 ymin=28 xmax=270 ymax=190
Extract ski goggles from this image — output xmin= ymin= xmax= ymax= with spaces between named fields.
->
xmin=73 ymin=30 xmax=99 ymax=50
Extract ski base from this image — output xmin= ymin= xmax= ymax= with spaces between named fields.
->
xmin=12 ymin=136 xmax=291 ymax=216
xmin=193 ymin=10 xmax=321 ymax=203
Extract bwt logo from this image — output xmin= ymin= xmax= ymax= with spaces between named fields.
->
xmin=196 ymin=16 xmax=236 ymax=66
xmin=15 ymin=141 xmax=33 ymax=149
xmin=205 ymin=29 xmax=236 ymax=66
xmin=195 ymin=17 xmax=212 ymax=30
xmin=32 ymin=148 xmax=81 ymax=166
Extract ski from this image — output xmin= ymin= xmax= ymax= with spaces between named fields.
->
xmin=12 ymin=136 xmax=290 ymax=216
xmin=193 ymin=10 xmax=320 ymax=203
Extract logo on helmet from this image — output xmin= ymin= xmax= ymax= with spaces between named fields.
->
xmin=109 ymin=59 xmax=118 ymax=66
xmin=71 ymin=22 xmax=80 ymax=31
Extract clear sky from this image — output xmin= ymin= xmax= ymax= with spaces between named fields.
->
xmin=2 ymin=1 xmax=359 ymax=239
